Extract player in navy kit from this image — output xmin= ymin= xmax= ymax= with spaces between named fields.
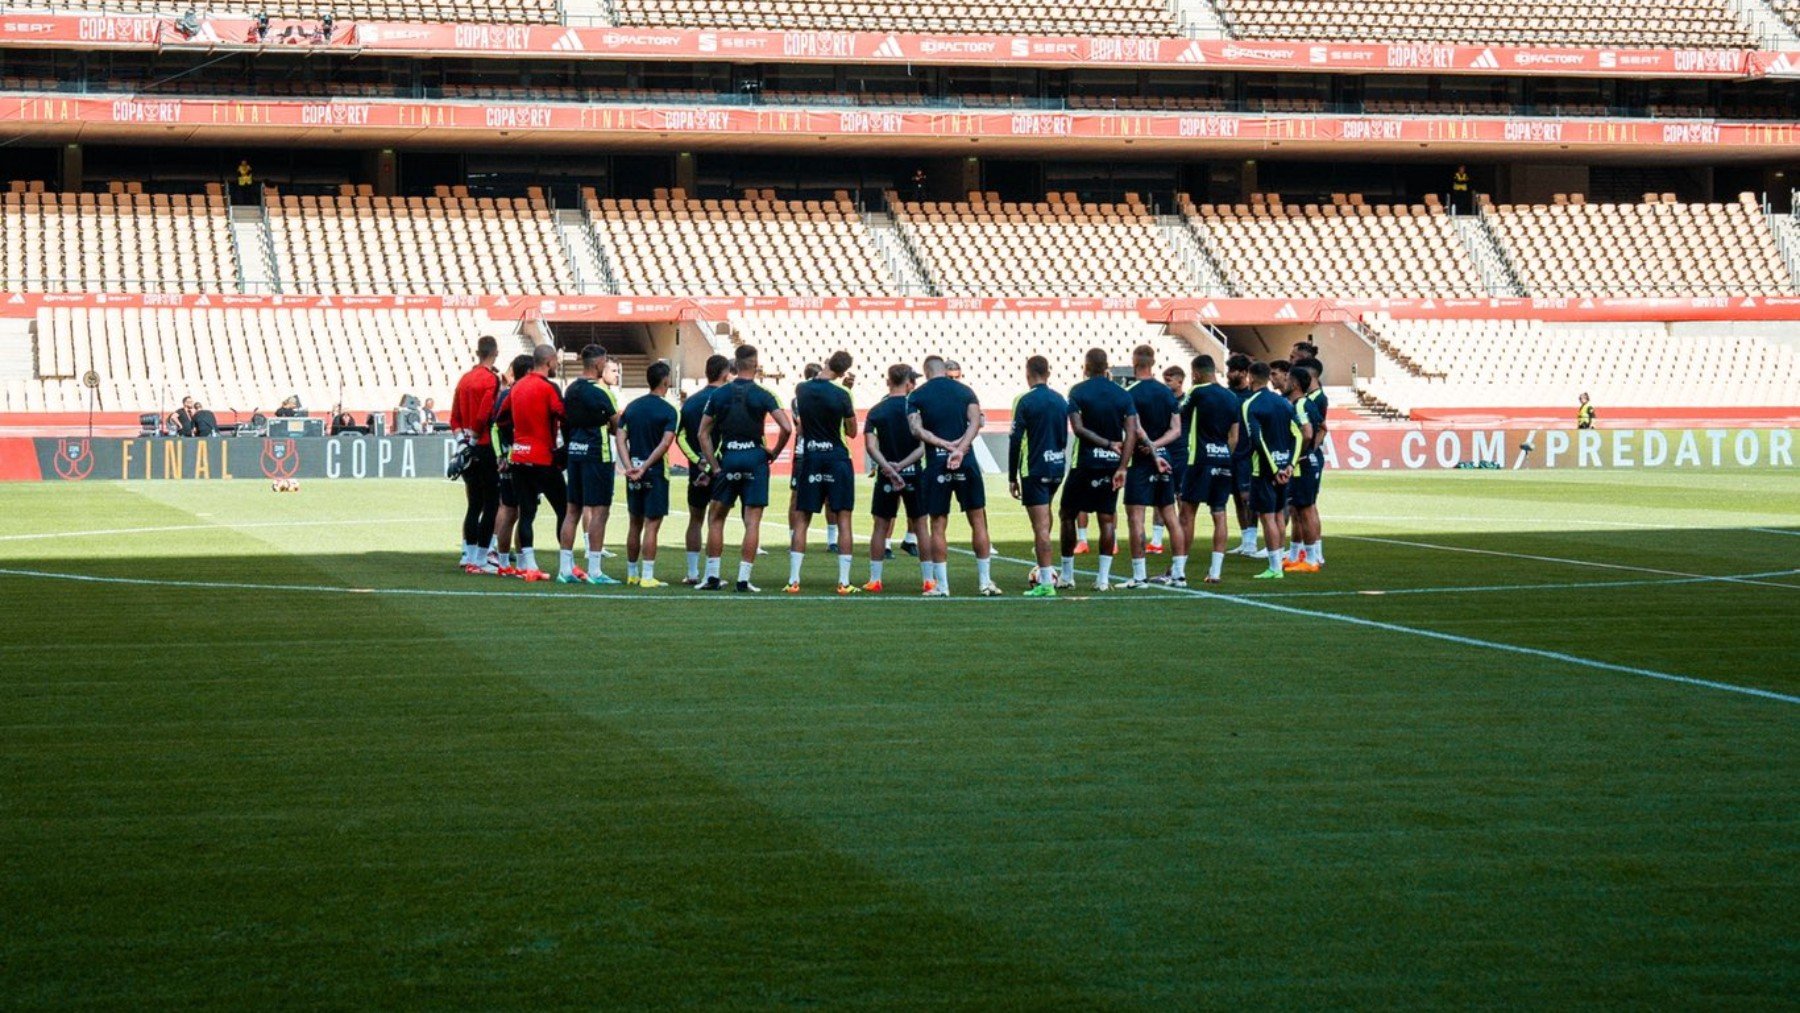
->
xmin=1008 ymin=355 xmax=1069 ymax=597
xmin=1120 ymin=345 xmax=1184 ymax=588
xmin=617 ymin=361 xmax=680 ymax=588
xmin=785 ymin=351 xmax=860 ymax=595
xmin=1225 ymin=353 xmax=1262 ymax=557
xmin=697 ymin=345 xmax=792 ymax=592
xmin=1178 ymin=354 xmax=1242 ymax=584
xmin=906 ymin=355 xmax=1001 ymax=597
xmin=676 ymin=354 xmax=732 ymax=584
xmin=1242 ymin=360 xmax=1311 ymax=580
xmin=556 ymin=345 xmax=621 ymax=584
xmin=1060 ymin=348 xmax=1138 ymax=591
xmin=1283 ymin=363 xmax=1328 ymax=573
xmin=862 ymin=364 xmax=926 ymax=593
xmin=1149 ymin=363 xmax=1187 ymax=556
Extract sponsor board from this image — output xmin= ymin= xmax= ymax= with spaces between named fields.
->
xmin=16 ymin=434 xmax=459 ymax=481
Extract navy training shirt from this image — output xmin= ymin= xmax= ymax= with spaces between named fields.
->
xmin=1009 ymin=383 xmax=1070 ymax=481
xmin=1066 ymin=375 xmax=1137 ymax=471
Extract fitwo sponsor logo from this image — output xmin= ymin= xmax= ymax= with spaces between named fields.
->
xmin=1342 ymin=119 xmax=1403 ymax=141
xmin=1089 ymin=37 xmax=1158 ymax=62
xmin=1011 ymin=113 xmax=1072 ymax=136
xmin=301 ymin=103 xmax=371 ymax=126
xmin=486 ymin=106 xmax=552 ymax=129
xmin=1504 ymin=120 xmax=1564 ymax=142
xmin=1663 ymin=122 xmax=1721 ymax=144
xmin=1175 ymin=41 xmax=1207 ymax=64
xmin=454 ymin=24 xmax=530 ymax=49
xmin=111 ymin=100 xmax=182 ymax=123
xmin=1386 ymin=43 xmax=1455 ymax=69
xmin=1178 ymin=115 xmax=1239 ymax=137
xmin=782 ymin=31 xmax=854 ymax=58
xmin=1469 ymin=48 xmax=1501 ymax=69
xmin=663 ymin=109 xmax=732 ymax=131
xmin=873 ymin=34 xmax=906 ymax=59
xmin=840 ymin=111 xmax=903 ymax=133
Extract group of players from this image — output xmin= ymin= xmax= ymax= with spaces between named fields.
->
xmin=447 ymin=334 xmax=1328 ymax=596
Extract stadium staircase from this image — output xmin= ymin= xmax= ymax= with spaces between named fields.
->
xmin=229 ymin=205 xmax=279 ymax=295
xmin=1727 ymin=0 xmax=1800 ymax=47
xmin=1464 ymin=206 xmax=1529 ymax=296
xmin=1768 ymin=209 xmax=1800 ymax=289
xmin=563 ymin=0 xmax=613 ymax=25
xmin=862 ymin=211 xmax=933 ymax=295
xmin=1158 ymin=214 xmax=1230 ymax=297
xmin=1173 ymin=0 xmax=1231 ymax=37
xmin=556 ymin=207 xmax=614 ymax=294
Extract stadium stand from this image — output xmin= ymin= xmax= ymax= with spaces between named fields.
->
xmin=1 ymin=182 xmax=238 ymax=294
xmin=585 ymin=189 xmax=899 ymax=297
xmin=889 ymin=192 xmax=1198 ymax=298
xmin=1481 ymin=194 xmax=1797 ymax=299
xmin=1181 ymin=193 xmax=1487 ymax=299
xmin=1775 ymin=0 xmax=1800 ymax=34
xmin=609 ymin=0 xmax=1180 ymax=35
xmin=725 ymin=311 xmax=1203 ymax=408
xmin=5 ymin=306 xmax=494 ymax=414
xmin=3 ymin=0 xmax=560 ymax=24
xmin=268 ymin=187 xmax=576 ymax=296
xmin=1207 ymin=0 xmax=1759 ymax=47
xmin=1353 ymin=316 xmax=1800 ymax=414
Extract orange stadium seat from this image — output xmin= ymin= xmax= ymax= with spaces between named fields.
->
xmin=1209 ymin=0 xmax=1758 ymax=46
xmin=0 ymin=184 xmax=236 ymax=295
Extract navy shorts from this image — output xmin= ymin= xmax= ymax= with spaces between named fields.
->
xmin=1061 ymin=467 xmax=1120 ymax=517
xmin=711 ymin=447 xmax=771 ymax=510
xmin=1289 ymin=458 xmax=1322 ymax=509
xmin=1231 ymin=455 xmax=1252 ymax=494
xmin=1182 ymin=455 xmax=1235 ymax=513
xmin=794 ymin=455 xmax=855 ymax=514
xmin=685 ymin=467 xmax=714 ymax=512
xmin=921 ymin=450 xmax=985 ymax=516
xmin=870 ymin=468 xmax=922 ymax=521
xmin=497 ymin=468 xmax=519 ymax=509
xmin=1123 ymin=458 xmax=1175 ymax=509
xmin=1249 ymin=474 xmax=1290 ymax=515
xmin=1165 ymin=458 xmax=1187 ymax=500
xmin=566 ymin=456 xmax=615 ymax=509
xmin=627 ymin=471 xmax=671 ymax=519
xmin=1017 ymin=473 xmax=1062 ymax=508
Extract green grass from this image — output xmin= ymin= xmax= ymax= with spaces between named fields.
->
xmin=1 ymin=471 xmax=1797 ymax=1008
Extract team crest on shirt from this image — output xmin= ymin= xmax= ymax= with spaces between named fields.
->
xmin=52 ymin=439 xmax=93 ymax=481
xmin=260 ymin=438 xmax=301 ymax=479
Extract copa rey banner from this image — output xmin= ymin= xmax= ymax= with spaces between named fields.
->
xmin=27 ymin=434 xmax=462 ymax=482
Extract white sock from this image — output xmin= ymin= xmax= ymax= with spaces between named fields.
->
xmin=838 ymin=554 xmax=853 ymax=586
xmin=642 ymin=559 xmax=656 ymax=581
xmin=488 ymin=535 xmax=499 ymax=554
xmin=627 ymin=560 xmax=640 ymax=580
xmin=1209 ymin=551 xmax=1225 ymax=579
xmin=1308 ymin=540 xmax=1323 ymax=564
xmin=920 ymin=557 xmax=932 ymax=584
xmin=1081 ymin=524 xmax=1092 ymax=543
xmin=686 ymin=551 xmax=700 ymax=579
xmin=869 ymin=559 xmax=884 ymax=583
xmin=520 ymin=547 xmax=537 ymax=572
xmin=976 ymin=555 xmax=991 ymax=587
xmin=902 ymin=532 xmax=917 ymax=546
xmin=1039 ymin=565 xmax=1056 ymax=586
xmin=1060 ymin=556 xmax=1075 ymax=583
xmin=1097 ymin=556 xmax=1114 ymax=584
xmin=1288 ymin=543 xmax=1303 ymax=563
xmin=1267 ymin=551 xmax=1283 ymax=574
xmin=588 ymin=549 xmax=605 ymax=576
xmin=1131 ymin=557 xmax=1147 ymax=581
xmin=558 ymin=549 xmax=574 ymax=577
xmin=1239 ymin=529 xmax=1257 ymax=551
xmin=1151 ymin=524 xmax=1164 ymax=545
xmin=1172 ymin=554 xmax=1188 ymax=579
xmin=935 ymin=561 xmax=950 ymax=595
xmin=460 ymin=544 xmax=474 ymax=565
xmin=705 ymin=555 xmax=722 ymax=580
xmin=788 ymin=550 xmax=804 ymax=585
xmin=738 ymin=560 xmax=754 ymax=583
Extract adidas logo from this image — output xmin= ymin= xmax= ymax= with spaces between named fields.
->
xmin=1470 ymin=48 xmax=1500 ymax=70
xmin=1176 ymin=41 xmax=1207 ymax=64
xmin=1768 ymin=53 xmax=1796 ymax=75
xmin=6 ymin=293 xmax=23 ymax=304
xmin=317 ymin=296 xmax=333 ymax=307
xmin=1742 ymin=297 xmax=1758 ymax=308
xmin=193 ymin=294 xmax=212 ymax=306
xmin=552 ymin=29 xmax=584 ymax=51
xmin=1199 ymin=302 xmax=1220 ymax=319
xmin=873 ymin=35 xmax=905 ymax=59
xmin=1273 ymin=303 xmax=1298 ymax=320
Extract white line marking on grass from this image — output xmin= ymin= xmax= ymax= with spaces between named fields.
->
xmin=1240 ymin=568 xmax=1800 ymax=600
xmin=1750 ymin=527 xmax=1800 ymax=538
xmin=956 ymin=547 xmax=1800 ymax=707
xmin=1341 ymin=534 xmax=1800 ymax=591
xmin=0 ymin=517 xmax=422 ymax=542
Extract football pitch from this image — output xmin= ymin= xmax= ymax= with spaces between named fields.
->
xmin=1 ymin=470 xmax=1796 ymax=1008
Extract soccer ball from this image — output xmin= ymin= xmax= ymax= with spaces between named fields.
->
xmin=271 ymin=478 xmax=301 ymax=493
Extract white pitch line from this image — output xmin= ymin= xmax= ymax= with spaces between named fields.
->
xmin=1239 ymin=568 xmax=1800 ymax=600
xmin=959 ymin=546 xmax=1800 ymax=707
xmin=1750 ymin=527 xmax=1800 ymax=538
xmin=1339 ymin=534 xmax=1800 ymax=591
xmin=0 ymin=517 xmax=423 ymax=543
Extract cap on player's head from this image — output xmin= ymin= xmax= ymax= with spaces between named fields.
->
xmin=704 ymin=353 xmax=732 ymax=383
xmin=887 ymin=363 xmax=918 ymax=389
xmin=734 ymin=344 xmax=759 ymax=375
xmin=1193 ymin=353 xmax=1218 ymax=378
xmin=646 ymin=360 xmax=672 ymax=391
xmin=1083 ymin=347 xmax=1109 ymax=377
xmin=1026 ymin=355 xmax=1050 ymax=382
xmin=922 ymin=355 xmax=948 ymax=378
xmin=580 ymin=343 xmax=608 ymax=373
xmin=1249 ymin=360 xmax=1272 ymax=384
xmin=1163 ymin=365 xmax=1186 ymax=382
xmin=509 ymin=353 xmax=533 ymax=380
xmin=1290 ymin=365 xmax=1315 ymax=393
xmin=475 ymin=334 xmax=499 ymax=361
xmin=826 ymin=350 xmax=853 ymax=377
xmin=533 ymin=343 xmax=559 ymax=371
xmin=1225 ymin=353 xmax=1252 ymax=374
xmin=1131 ymin=344 xmax=1156 ymax=372
xmin=1294 ymin=355 xmax=1325 ymax=382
